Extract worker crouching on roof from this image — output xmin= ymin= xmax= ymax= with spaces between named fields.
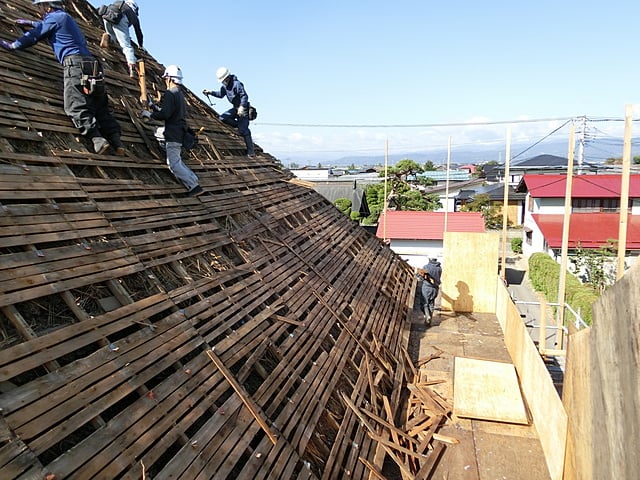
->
xmin=0 ymin=0 xmax=125 ymax=156
xmin=202 ymin=67 xmax=255 ymax=157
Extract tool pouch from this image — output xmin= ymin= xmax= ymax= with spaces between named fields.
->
xmin=80 ymin=60 xmax=105 ymax=96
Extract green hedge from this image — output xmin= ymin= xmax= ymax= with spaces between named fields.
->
xmin=528 ymin=252 xmax=598 ymax=325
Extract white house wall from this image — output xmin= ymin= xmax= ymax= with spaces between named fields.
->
xmin=389 ymin=239 xmax=444 ymax=269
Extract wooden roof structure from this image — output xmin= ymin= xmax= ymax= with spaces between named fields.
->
xmin=0 ymin=1 xmax=437 ymax=479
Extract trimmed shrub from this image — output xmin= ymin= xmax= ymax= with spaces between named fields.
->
xmin=528 ymin=252 xmax=597 ymax=325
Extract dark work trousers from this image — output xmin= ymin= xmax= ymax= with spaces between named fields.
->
xmin=421 ymin=282 xmax=439 ymax=319
xmin=220 ymin=107 xmax=255 ymax=155
xmin=62 ymin=55 xmax=121 ymax=140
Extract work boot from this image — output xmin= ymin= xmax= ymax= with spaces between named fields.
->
xmin=110 ymin=135 xmax=126 ymax=156
xmin=128 ymin=63 xmax=137 ymax=78
xmin=92 ymin=136 xmax=110 ymax=155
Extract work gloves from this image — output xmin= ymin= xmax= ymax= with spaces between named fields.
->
xmin=237 ymin=105 xmax=246 ymax=117
xmin=202 ymin=89 xmax=213 ymax=96
xmin=0 ymin=40 xmax=17 ymax=50
xmin=15 ymin=19 xmax=36 ymax=28
xmin=140 ymin=110 xmax=152 ymax=119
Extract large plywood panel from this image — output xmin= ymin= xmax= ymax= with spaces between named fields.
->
xmin=453 ymin=357 xmax=529 ymax=425
xmin=496 ymin=281 xmax=567 ymax=480
xmin=562 ymin=327 xmax=592 ymax=480
xmin=442 ymin=232 xmax=499 ymax=313
xmin=590 ymin=261 xmax=640 ymax=480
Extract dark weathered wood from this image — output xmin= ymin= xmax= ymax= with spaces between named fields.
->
xmin=0 ymin=2 xmax=415 ymax=479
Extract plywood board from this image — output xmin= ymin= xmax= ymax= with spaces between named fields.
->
xmin=453 ymin=357 xmax=529 ymax=424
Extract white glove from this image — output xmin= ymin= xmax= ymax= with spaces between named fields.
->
xmin=237 ymin=105 xmax=246 ymax=117
xmin=140 ymin=110 xmax=152 ymax=119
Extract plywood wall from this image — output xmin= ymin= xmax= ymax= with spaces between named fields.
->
xmin=442 ymin=232 xmax=500 ymax=313
xmin=496 ymin=282 xmax=567 ymax=480
xmin=589 ymin=261 xmax=640 ymax=480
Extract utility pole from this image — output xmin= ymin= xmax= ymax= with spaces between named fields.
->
xmin=577 ymin=115 xmax=586 ymax=175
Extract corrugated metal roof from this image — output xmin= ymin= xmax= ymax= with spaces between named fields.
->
xmin=532 ymin=213 xmax=640 ymax=248
xmin=520 ymin=174 xmax=640 ymax=198
xmin=375 ymin=211 xmax=485 ymax=240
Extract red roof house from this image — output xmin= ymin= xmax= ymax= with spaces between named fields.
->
xmin=376 ymin=211 xmax=485 ymax=240
xmin=375 ymin=211 xmax=485 ymax=268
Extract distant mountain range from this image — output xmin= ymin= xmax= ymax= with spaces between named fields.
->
xmin=286 ymin=137 xmax=634 ymax=168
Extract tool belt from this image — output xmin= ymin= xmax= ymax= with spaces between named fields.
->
xmin=64 ymin=55 xmax=105 ymax=95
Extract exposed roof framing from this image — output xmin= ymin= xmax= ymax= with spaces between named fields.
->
xmin=0 ymin=1 xmax=417 ymax=478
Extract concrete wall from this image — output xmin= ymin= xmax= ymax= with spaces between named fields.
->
xmin=442 ymin=232 xmax=499 ymax=313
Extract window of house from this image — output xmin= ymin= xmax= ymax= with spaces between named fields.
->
xmin=525 ymin=229 xmax=533 ymax=245
xmin=572 ymin=198 xmax=628 ymax=213
xmin=528 ymin=196 xmax=534 ymax=212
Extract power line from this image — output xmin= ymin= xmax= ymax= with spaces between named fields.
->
xmin=257 ymin=116 xmax=576 ymax=129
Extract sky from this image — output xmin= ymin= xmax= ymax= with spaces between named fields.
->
xmin=87 ymin=0 xmax=640 ymax=165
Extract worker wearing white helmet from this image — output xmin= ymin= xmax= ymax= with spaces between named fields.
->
xmin=203 ymin=67 xmax=256 ymax=157
xmin=0 ymin=0 xmax=125 ymax=155
xmin=141 ymin=66 xmax=203 ymax=197
xmin=97 ymin=0 xmax=144 ymax=78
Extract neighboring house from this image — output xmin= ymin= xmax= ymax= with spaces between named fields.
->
xmin=416 ymin=170 xmax=471 ymax=184
xmin=495 ymin=154 xmax=607 ymax=186
xmin=375 ymin=211 xmax=485 ymax=268
xmin=415 ymin=177 xmax=486 ymax=213
xmin=516 ymin=174 xmax=640 ymax=263
xmin=456 ymin=183 xmax=526 ymax=226
xmin=313 ymin=183 xmax=370 ymax=218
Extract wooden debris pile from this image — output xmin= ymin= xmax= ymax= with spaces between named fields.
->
xmin=340 ymin=348 xmax=458 ymax=480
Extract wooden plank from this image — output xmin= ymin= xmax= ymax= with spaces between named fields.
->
xmin=453 ymin=357 xmax=529 ymax=424
xmin=206 ymin=350 xmax=278 ymax=444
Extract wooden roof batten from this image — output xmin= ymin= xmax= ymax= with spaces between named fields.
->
xmin=0 ymin=1 xmax=445 ymax=479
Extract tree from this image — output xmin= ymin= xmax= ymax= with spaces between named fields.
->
xmin=289 ymin=162 xmax=299 ymax=169
xmin=387 ymin=159 xmax=422 ymax=179
xmin=423 ymin=160 xmax=437 ymax=171
xmin=571 ymin=241 xmax=617 ymax=293
xmin=334 ymin=198 xmax=351 ymax=216
xmin=459 ymin=193 xmax=503 ymax=229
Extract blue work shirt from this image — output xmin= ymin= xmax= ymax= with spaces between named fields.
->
xmin=13 ymin=9 xmax=90 ymax=64
xmin=209 ymin=75 xmax=249 ymax=109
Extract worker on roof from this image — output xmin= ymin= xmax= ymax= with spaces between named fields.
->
xmin=202 ymin=67 xmax=256 ymax=157
xmin=97 ymin=0 xmax=144 ymax=78
xmin=0 ymin=0 xmax=125 ymax=156
xmin=141 ymin=65 xmax=203 ymax=197
xmin=418 ymin=257 xmax=442 ymax=326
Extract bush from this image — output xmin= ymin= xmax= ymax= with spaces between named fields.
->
xmin=334 ymin=198 xmax=351 ymax=216
xmin=511 ymin=237 xmax=523 ymax=254
xmin=528 ymin=252 xmax=597 ymax=325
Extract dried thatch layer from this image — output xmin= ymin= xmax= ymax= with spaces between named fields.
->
xmin=0 ymin=1 xmax=414 ymax=478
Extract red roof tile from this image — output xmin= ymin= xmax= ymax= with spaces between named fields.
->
xmin=532 ymin=213 xmax=640 ymax=249
xmin=522 ymin=174 xmax=640 ymax=198
xmin=376 ymin=211 xmax=485 ymax=240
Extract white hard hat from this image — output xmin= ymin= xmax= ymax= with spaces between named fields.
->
xmin=163 ymin=65 xmax=183 ymax=84
xmin=216 ymin=66 xmax=230 ymax=83
xmin=33 ymin=0 xmax=63 ymax=5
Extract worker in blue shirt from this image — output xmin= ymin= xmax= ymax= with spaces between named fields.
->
xmin=203 ymin=67 xmax=255 ymax=157
xmin=0 ymin=0 xmax=125 ymax=156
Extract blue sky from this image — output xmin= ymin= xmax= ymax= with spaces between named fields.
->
xmin=87 ymin=0 xmax=640 ymax=164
